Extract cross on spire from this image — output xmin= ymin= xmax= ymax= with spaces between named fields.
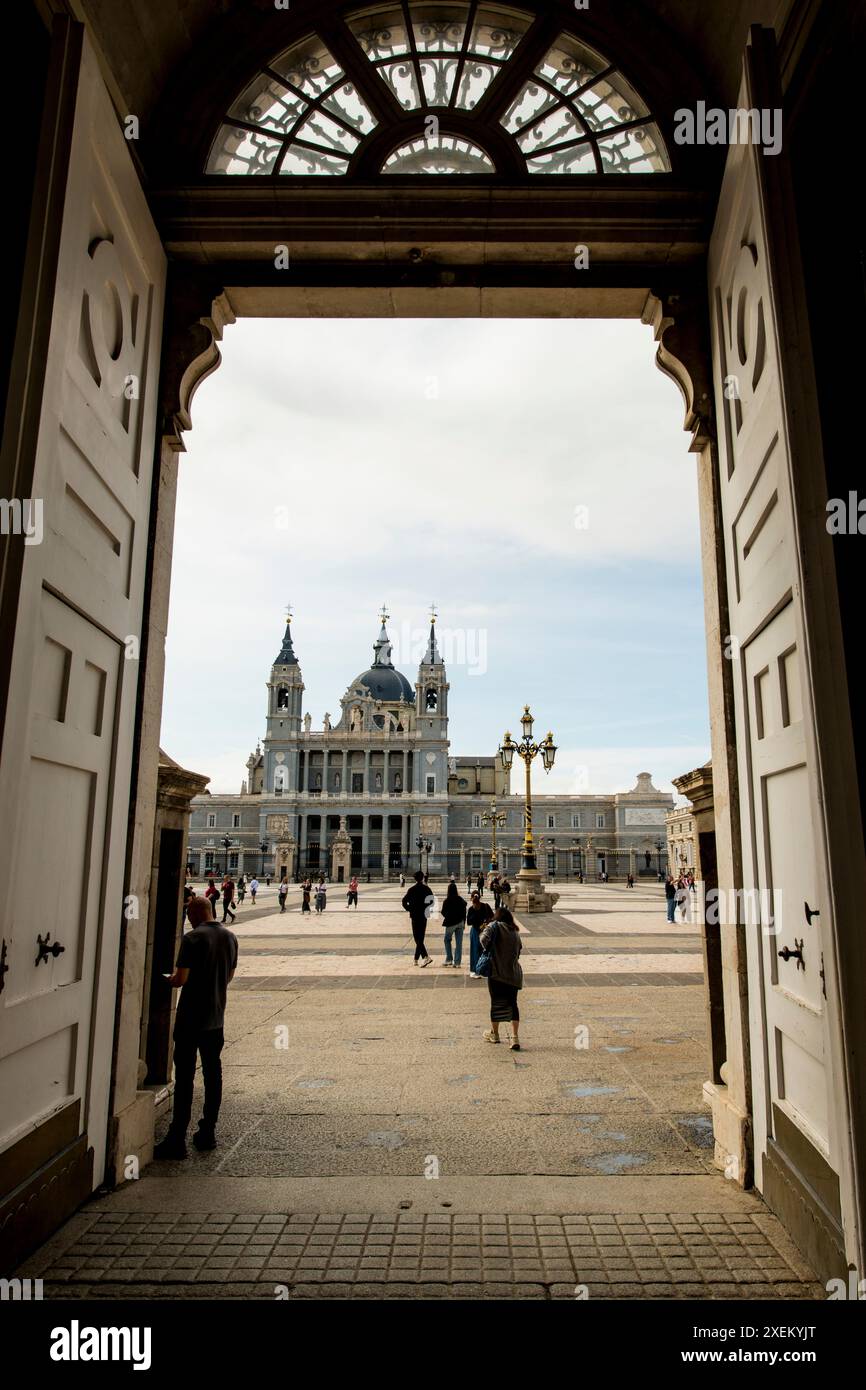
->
xmin=429 ymin=602 xmax=437 ymax=625
xmin=285 ymin=602 xmax=293 ymax=623
xmin=379 ymin=603 xmax=390 ymax=627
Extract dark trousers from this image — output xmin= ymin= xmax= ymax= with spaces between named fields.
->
xmin=411 ymin=917 xmax=429 ymax=960
xmin=170 ymin=1028 xmax=225 ymax=1136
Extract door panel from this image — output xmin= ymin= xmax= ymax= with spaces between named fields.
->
xmin=709 ymin=33 xmax=839 ymax=1199
xmin=0 ymin=32 xmax=165 ymax=1182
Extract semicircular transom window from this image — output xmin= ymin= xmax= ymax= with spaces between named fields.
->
xmin=206 ymin=2 xmax=670 ymax=176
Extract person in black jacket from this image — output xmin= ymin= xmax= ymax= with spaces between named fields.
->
xmin=441 ymin=880 xmax=468 ymax=967
xmin=401 ymin=869 xmax=434 ymax=966
xmin=467 ymin=891 xmax=493 ymax=977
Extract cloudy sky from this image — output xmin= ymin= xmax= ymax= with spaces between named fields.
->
xmin=160 ymin=317 xmax=710 ymax=797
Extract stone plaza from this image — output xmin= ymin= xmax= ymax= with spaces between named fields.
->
xmin=16 ymin=882 xmax=821 ymax=1299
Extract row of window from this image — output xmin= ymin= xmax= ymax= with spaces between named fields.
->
xmin=470 ymin=811 xmax=606 ymax=829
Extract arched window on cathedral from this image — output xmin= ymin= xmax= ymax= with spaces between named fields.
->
xmin=425 ymin=687 xmax=438 ymax=710
xmin=274 ymin=765 xmax=288 ymax=795
xmin=276 ymin=686 xmax=289 ymax=709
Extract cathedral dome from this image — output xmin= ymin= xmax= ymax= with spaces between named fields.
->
xmin=353 ymin=665 xmax=414 ymax=703
xmin=349 ymin=613 xmax=414 ymax=704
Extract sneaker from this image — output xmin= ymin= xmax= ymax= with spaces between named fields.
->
xmin=420 ymin=955 xmax=432 ymax=967
xmin=193 ymin=1128 xmax=217 ymax=1152
xmin=483 ymin=1030 xmax=500 ymax=1044
xmin=510 ymin=1042 xmax=521 ymax=1052
xmin=153 ymin=1134 xmax=188 ymax=1161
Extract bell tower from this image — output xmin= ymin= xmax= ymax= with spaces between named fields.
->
xmin=415 ymin=606 xmax=448 ymax=736
xmin=264 ymin=606 xmax=304 ymax=793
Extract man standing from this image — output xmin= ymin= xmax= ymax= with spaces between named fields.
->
xmin=220 ymin=875 xmax=236 ymax=923
xmin=664 ymin=874 xmax=677 ymax=924
xmin=278 ymin=877 xmax=289 ymax=913
xmin=402 ymin=869 xmax=434 ymax=967
xmin=155 ymin=896 xmax=238 ymax=1158
xmin=491 ymin=874 xmax=502 ymax=910
xmin=249 ymin=876 xmax=259 ymax=904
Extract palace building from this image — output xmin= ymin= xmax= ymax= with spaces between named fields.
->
xmin=187 ymin=611 xmax=673 ymax=881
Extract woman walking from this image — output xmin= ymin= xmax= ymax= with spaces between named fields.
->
xmin=346 ymin=875 xmax=359 ymax=909
xmin=236 ymin=874 xmax=246 ymax=905
xmin=315 ymin=876 xmax=327 ymax=914
xmin=301 ymin=877 xmax=312 ymax=913
xmin=479 ymin=907 xmax=523 ymax=1050
xmin=466 ymin=891 xmax=493 ymax=978
xmin=441 ymin=880 xmax=467 ymax=967
xmin=249 ymin=876 xmax=259 ymax=904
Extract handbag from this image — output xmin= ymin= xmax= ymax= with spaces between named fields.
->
xmin=475 ymin=922 xmax=498 ymax=978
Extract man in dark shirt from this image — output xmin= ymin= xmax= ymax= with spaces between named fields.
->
xmin=401 ymin=869 xmax=434 ymax=966
xmin=154 ymin=896 xmax=238 ymax=1159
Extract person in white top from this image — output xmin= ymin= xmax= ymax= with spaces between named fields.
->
xmin=249 ymin=877 xmax=259 ymax=904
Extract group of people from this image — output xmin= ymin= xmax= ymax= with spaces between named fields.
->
xmin=664 ymin=871 xmax=696 ymax=923
xmin=190 ymin=873 xmax=260 ymax=925
xmin=401 ymin=871 xmax=523 ymax=1048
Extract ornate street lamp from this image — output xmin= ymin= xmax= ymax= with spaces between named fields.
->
xmin=218 ymin=833 xmax=233 ymax=876
xmin=260 ymin=838 xmax=269 ymax=875
xmin=481 ymin=798 xmax=507 ymax=872
xmin=654 ymin=838 xmax=664 ymax=877
xmin=498 ymin=706 xmax=557 ymax=901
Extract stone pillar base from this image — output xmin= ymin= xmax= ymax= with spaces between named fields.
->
xmin=703 ymin=1079 xmax=752 ymax=1187
xmin=512 ymin=869 xmax=559 ymax=914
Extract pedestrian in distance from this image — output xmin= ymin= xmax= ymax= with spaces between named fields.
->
xmin=278 ymin=877 xmax=289 ymax=913
xmin=220 ymin=875 xmax=236 ymax=924
xmin=301 ymin=877 xmax=312 ymax=913
xmin=491 ymin=874 xmax=502 ymax=910
xmin=204 ymin=877 xmax=219 ymax=919
xmin=236 ymin=875 xmax=246 ymax=905
xmin=664 ymin=874 xmax=677 ymax=923
xmin=249 ymin=876 xmax=259 ymax=904
xmin=466 ymin=873 xmax=473 ymax=896
xmin=627 ymin=872 xmax=634 ymax=888
xmin=478 ymin=907 xmax=523 ymax=1050
xmin=402 ymin=869 xmax=434 ymax=966
xmin=182 ymin=883 xmax=194 ymax=925
xmin=315 ymin=876 xmax=327 ymax=913
xmin=441 ymin=880 xmax=467 ymax=967
xmin=676 ymin=875 xmax=689 ymax=923
xmin=467 ymin=890 xmax=493 ymax=977
xmin=399 ymin=871 xmax=406 ymax=888
xmin=476 ymin=872 xmax=484 ymax=897
xmin=346 ymin=875 xmax=359 ymax=909
xmin=155 ymin=895 xmax=238 ymax=1159
xmin=499 ymin=876 xmax=511 ymax=908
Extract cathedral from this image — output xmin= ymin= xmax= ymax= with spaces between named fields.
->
xmin=187 ymin=611 xmax=673 ymax=881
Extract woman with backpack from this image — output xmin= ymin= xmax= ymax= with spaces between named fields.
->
xmin=440 ymin=880 xmax=467 ymax=967
xmin=478 ymin=907 xmax=523 ymax=1049
xmin=204 ymin=877 xmax=219 ymax=919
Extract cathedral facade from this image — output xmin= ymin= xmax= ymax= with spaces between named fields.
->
xmin=187 ymin=613 xmax=673 ymax=881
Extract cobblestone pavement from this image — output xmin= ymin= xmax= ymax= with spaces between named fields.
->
xmin=22 ymin=1208 xmax=822 ymax=1300
xmin=14 ymin=884 xmax=824 ymax=1300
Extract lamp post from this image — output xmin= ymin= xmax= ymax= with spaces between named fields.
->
xmin=481 ymin=798 xmax=507 ymax=872
xmin=498 ymin=705 xmax=557 ymax=911
xmin=260 ymin=839 xmax=269 ymax=875
xmin=655 ymin=838 xmax=664 ymax=878
xmin=219 ymin=833 xmax=233 ymax=876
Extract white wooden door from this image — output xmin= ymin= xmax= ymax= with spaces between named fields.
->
xmin=709 ymin=33 xmax=841 ymax=1200
xmin=0 ymin=33 xmax=165 ymax=1182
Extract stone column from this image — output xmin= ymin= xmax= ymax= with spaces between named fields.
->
xmin=298 ymin=813 xmax=305 ymax=874
xmin=361 ymin=813 xmax=369 ymax=874
xmin=459 ymin=842 xmax=465 ymax=878
xmin=402 ymin=749 xmax=408 ymax=793
xmin=342 ymin=748 xmax=348 ymax=795
xmin=364 ymin=748 xmax=371 ymax=794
